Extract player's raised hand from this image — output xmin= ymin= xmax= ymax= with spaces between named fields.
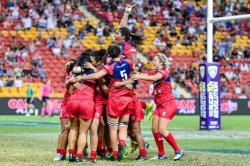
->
xmin=125 ymin=3 xmax=137 ymax=14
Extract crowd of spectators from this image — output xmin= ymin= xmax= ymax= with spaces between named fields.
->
xmin=89 ymin=0 xmax=250 ymax=98
xmin=1 ymin=0 xmax=250 ymax=98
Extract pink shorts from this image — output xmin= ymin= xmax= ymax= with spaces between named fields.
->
xmin=154 ymin=100 xmax=177 ymax=119
xmin=107 ymin=96 xmax=133 ymax=117
xmin=67 ymin=99 xmax=95 ymax=120
xmin=130 ymin=94 xmax=144 ymax=123
xmin=60 ymin=104 xmax=68 ymax=119
xmin=94 ymin=103 xmax=106 ymax=120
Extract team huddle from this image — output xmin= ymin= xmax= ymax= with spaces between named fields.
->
xmin=53 ymin=4 xmax=184 ymax=163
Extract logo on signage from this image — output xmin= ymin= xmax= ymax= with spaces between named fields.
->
xmin=208 ymin=66 xmax=218 ymax=79
xmin=200 ymin=66 xmax=205 ymax=79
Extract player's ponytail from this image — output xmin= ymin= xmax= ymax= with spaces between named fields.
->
xmin=119 ymin=27 xmax=145 ymax=48
xmin=156 ymin=53 xmax=170 ymax=69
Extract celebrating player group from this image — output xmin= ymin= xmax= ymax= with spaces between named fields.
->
xmin=53 ymin=4 xmax=184 ymax=163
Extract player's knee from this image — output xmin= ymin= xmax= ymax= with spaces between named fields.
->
xmin=90 ymin=127 xmax=97 ymax=136
xmin=158 ymin=127 xmax=166 ymax=135
xmin=151 ymin=126 xmax=158 ymax=133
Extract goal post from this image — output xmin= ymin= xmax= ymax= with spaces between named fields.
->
xmin=199 ymin=1 xmax=250 ymax=130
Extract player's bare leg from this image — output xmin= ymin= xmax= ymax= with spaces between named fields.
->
xmin=117 ymin=114 xmax=129 ymax=161
xmin=54 ymin=118 xmax=69 ymax=161
xmin=150 ymin=115 xmax=167 ymax=160
xmin=107 ymin=114 xmax=119 ymax=161
xmin=90 ymin=117 xmax=101 ymax=163
xmin=75 ymin=118 xmax=92 ymax=162
xmin=132 ymin=121 xmax=147 ymax=160
xmin=68 ymin=118 xmax=79 ymax=162
xmin=158 ymin=118 xmax=184 ymax=161
xmin=97 ymin=117 xmax=107 ymax=159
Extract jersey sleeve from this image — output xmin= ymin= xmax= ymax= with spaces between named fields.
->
xmin=157 ymin=69 xmax=169 ymax=80
xmin=101 ymin=65 xmax=110 ymax=75
xmin=124 ymin=42 xmax=137 ymax=57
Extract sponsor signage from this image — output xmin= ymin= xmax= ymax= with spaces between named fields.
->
xmin=199 ymin=63 xmax=221 ymax=130
xmin=0 ymin=98 xmax=250 ymax=115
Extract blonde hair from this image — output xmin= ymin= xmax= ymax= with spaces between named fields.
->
xmin=156 ymin=53 xmax=170 ymax=69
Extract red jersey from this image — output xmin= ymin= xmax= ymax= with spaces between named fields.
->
xmin=101 ymin=58 xmax=134 ymax=95
xmin=61 ymin=74 xmax=70 ymax=106
xmin=70 ymin=70 xmax=96 ymax=100
xmin=152 ymin=69 xmax=174 ymax=106
xmin=94 ymin=85 xmax=107 ymax=103
xmin=119 ymin=41 xmax=137 ymax=58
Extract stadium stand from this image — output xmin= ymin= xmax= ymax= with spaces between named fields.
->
xmin=0 ymin=0 xmax=250 ymax=99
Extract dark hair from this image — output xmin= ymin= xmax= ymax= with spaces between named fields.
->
xmin=75 ymin=49 xmax=92 ymax=69
xmin=90 ymin=49 xmax=106 ymax=62
xmin=66 ymin=59 xmax=76 ymax=74
xmin=119 ymin=27 xmax=145 ymax=48
xmin=107 ymin=45 xmax=121 ymax=59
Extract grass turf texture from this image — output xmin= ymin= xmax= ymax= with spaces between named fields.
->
xmin=0 ymin=115 xmax=250 ymax=166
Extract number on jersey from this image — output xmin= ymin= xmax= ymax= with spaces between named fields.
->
xmin=120 ymin=70 xmax=128 ymax=81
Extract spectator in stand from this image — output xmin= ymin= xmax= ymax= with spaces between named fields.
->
xmin=84 ymin=21 xmax=94 ymax=33
xmin=30 ymin=66 xmax=39 ymax=81
xmin=172 ymin=85 xmax=180 ymax=98
xmin=153 ymin=34 xmax=167 ymax=51
xmin=12 ymin=4 xmax=19 ymax=20
xmin=245 ymin=81 xmax=250 ymax=98
xmin=6 ymin=76 xmax=14 ymax=87
xmin=5 ymin=47 xmax=16 ymax=63
xmin=225 ymin=66 xmax=234 ymax=82
xmin=97 ymin=36 xmax=105 ymax=45
xmin=22 ymin=15 xmax=32 ymax=30
xmin=29 ymin=40 xmax=36 ymax=53
xmin=38 ymin=67 xmax=46 ymax=82
xmin=95 ymin=23 xmax=104 ymax=37
xmin=240 ymin=61 xmax=249 ymax=72
xmin=6 ymin=66 xmax=14 ymax=78
xmin=221 ymin=83 xmax=229 ymax=94
xmin=0 ymin=76 xmax=5 ymax=92
xmin=0 ymin=64 xmax=6 ymax=76
xmin=63 ymin=36 xmax=72 ymax=48
xmin=78 ymin=28 xmax=86 ymax=40
xmin=38 ymin=15 xmax=47 ymax=31
xmin=47 ymin=37 xmax=56 ymax=48
xmin=14 ymin=64 xmax=22 ymax=78
xmin=14 ymin=76 xmax=23 ymax=92
xmin=243 ymin=46 xmax=250 ymax=59
xmin=234 ymin=81 xmax=242 ymax=95
xmin=61 ymin=45 xmax=69 ymax=57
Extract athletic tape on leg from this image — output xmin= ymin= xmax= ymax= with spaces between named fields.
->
xmin=107 ymin=120 xmax=119 ymax=126
xmin=119 ymin=121 xmax=129 ymax=126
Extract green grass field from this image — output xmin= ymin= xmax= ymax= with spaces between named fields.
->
xmin=0 ymin=115 xmax=250 ymax=166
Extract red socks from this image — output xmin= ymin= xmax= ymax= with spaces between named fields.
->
xmin=61 ymin=149 xmax=66 ymax=155
xmin=56 ymin=148 xmax=61 ymax=154
xmin=76 ymin=153 xmax=83 ymax=158
xmin=97 ymin=140 xmax=103 ymax=151
xmin=90 ymin=151 xmax=97 ymax=159
xmin=163 ymin=132 xmax=180 ymax=152
xmin=113 ymin=151 xmax=118 ymax=158
xmin=139 ymin=149 xmax=146 ymax=157
xmin=153 ymin=133 xmax=165 ymax=155
xmin=108 ymin=148 xmax=113 ymax=153
xmin=119 ymin=140 xmax=126 ymax=146
xmin=68 ymin=149 xmax=76 ymax=155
